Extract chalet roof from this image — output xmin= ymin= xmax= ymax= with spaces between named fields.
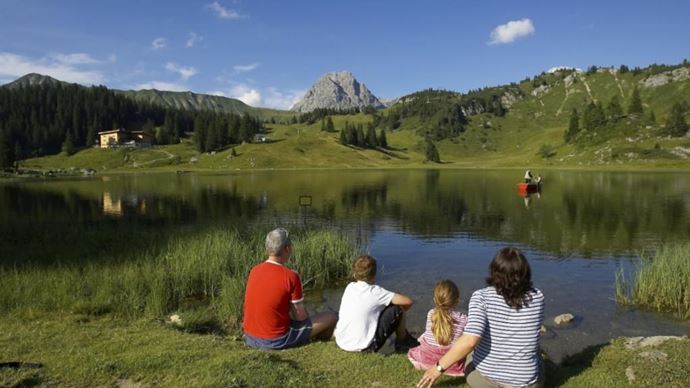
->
xmin=98 ymin=128 xmax=127 ymax=135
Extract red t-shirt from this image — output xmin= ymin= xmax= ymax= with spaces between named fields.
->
xmin=243 ymin=261 xmax=304 ymax=339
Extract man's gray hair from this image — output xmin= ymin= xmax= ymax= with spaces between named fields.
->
xmin=265 ymin=228 xmax=291 ymax=256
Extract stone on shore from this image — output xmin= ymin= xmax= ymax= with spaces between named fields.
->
xmin=624 ymin=335 xmax=687 ymax=350
xmin=554 ymin=313 xmax=574 ymax=325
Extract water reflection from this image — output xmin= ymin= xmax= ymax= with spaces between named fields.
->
xmin=1 ymin=170 xmax=689 ymax=256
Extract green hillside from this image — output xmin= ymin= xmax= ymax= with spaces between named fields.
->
xmin=18 ymin=63 xmax=690 ymax=171
xmin=116 ymin=89 xmax=295 ymax=122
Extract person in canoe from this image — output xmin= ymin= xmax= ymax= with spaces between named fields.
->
xmin=524 ymin=170 xmax=533 ymax=184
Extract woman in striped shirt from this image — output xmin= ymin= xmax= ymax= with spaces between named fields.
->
xmin=417 ymin=247 xmax=545 ymax=388
xmin=408 ymin=280 xmax=468 ymax=376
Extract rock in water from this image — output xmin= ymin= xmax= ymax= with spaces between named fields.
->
xmin=291 ymin=71 xmax=384 ymax=112
xmin=554 ymin=313 xmax=574 ymax=325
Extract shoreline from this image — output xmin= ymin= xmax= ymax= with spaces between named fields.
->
xmin=5 ymin=162 xmax=690 ymax=181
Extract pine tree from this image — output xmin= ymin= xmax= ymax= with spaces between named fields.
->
xmin=0 ymin=130 xmax=13 ymax=169
xmin=61 ymin=132 xmax=75 ymax=155
xmin=582 ymin=102 xmax=606 ymax=131
xmin=565 ymin=109 xmax=580 ymax=142
xmin=607 ymin=96 xmax=623 ymax=122
xmin=424 ymin=138 xmax=440 ymax=163
xmin=356 ymin=125 xmax=365 ymax=147
xmin=365 ymin=124 xmax=378 ymax=148
xmin=628 ymin=87 xmax=643 ymax=115
xmin=378 ymin=129 xmax=388 ymax=148
xmin=664 ymin=102 xmax=689 ymax=137
xmin=339 ymin=128 xmax=347 ymax=144
xmin=326 ymin=117 xmax=335 ymax=132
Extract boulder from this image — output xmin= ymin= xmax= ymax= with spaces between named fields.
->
xmin=554 ymin=313 xmax=574 ymax=325
xmin=624 ymin=335 xmax=687 ymax=350
xmin=638 ymin=350 xmax=668 ymax=361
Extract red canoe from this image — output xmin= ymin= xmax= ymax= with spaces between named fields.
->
xmin=517 ymin=182 xmax=541 ymax=193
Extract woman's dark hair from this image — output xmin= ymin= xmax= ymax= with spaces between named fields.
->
xmin=486 ymin=247 xmax=534 ymax=310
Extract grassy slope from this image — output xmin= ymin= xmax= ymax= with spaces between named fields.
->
xmin=19 ymin=67 xmax=690 ymax=171
xmin=2 ymin=313 xmax=689 ymax=387
xmin=117 ymin=89 xmax=296 ymax=122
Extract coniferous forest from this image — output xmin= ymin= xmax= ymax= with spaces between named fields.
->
xmin=0 ymin=83 xmax=262 ymax=168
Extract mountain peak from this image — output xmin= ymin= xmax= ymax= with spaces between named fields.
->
xmin=3 ymin=73 xmax=64 ymax=89
xmin=291 ymin=71 xmax=384 ymax=112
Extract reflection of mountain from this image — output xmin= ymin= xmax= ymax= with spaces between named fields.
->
xmin=2 ymin=170 xmax=689 ymax=256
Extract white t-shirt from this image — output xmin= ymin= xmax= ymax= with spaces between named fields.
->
xmin=334 ymin=281 xmax=395 ymax=351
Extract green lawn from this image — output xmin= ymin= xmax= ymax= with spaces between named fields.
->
xmin=2 ymin=312 xmax=689 ymax=387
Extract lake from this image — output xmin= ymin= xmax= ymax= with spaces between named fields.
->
xmin=1 ymin=169 xmax=689 ymax=361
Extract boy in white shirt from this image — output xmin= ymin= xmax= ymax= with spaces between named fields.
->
xmin=334 ymin=255 xmax=419 ymax=352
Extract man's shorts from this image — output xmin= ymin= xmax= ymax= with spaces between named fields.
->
xmin=244 ymin=318 xmax=313 ymax=350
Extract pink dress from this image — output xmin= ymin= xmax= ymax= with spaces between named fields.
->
xmin=408 ymin=309 xmax=468 ymax=376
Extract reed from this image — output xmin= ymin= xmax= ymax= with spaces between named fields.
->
xmin=615 ymin=243 xmax=690 ymax=319
xmin=0 ymin=225 xmax=358 ymax=330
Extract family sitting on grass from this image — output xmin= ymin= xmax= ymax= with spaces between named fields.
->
xmin=243 ymin=228 xmax=545 ymax=387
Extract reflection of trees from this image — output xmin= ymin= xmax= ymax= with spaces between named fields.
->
xmin=327 ymin=170 xmax=690 ymax=255
xmin=0 ymin=183 xmax=261 ymax=225
xmin=2 ymin=170 xmax=689 ymax=257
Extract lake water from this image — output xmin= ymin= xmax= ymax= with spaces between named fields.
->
xmin=2 ymin=169 xmax=689 ymax=361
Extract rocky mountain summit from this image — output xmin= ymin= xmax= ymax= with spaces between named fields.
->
xmin=291 ymin=71 xmax=384 ymax=112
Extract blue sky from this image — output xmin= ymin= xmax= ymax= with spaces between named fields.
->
xmin=0 ymin=0 xmax=688 ymax=109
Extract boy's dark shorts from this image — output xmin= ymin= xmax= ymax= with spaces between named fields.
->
xmin=364 ymin=305 xmax=403 ymax=352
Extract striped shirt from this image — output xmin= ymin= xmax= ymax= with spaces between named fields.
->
xmin=464 ymin=286 xmax=545 ymax=387
xmin=421 ymin=309 xmax=467 ymax=347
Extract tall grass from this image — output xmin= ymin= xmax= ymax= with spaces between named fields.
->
xmin=0 ymin=226 xmax=358 ymax=331
xmin=615 ymin=243 xmax=690 ymax=319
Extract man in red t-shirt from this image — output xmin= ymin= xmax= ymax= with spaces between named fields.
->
xmin=243 ymin=228 xmax=338 ymax=349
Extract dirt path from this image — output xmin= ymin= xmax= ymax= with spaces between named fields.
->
xmin=133 ymin=150 xmax=175 ymax=167
xmin=556 ymin=84 xmax=571 ymax=116
xmin=580 ymin=75 xmax=596 ymax=102
xmin=613 ymin=71 xmax=625 ymax=98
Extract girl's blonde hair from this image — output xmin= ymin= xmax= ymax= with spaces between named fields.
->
xmin=431 ymin=280 xmax=460 ymax=346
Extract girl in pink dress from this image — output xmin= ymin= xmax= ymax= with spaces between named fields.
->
xmin=408 ymin=280 xmax=467 ymax=376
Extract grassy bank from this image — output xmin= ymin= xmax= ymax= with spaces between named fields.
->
xmin=2 ymin=312 xmax=689 ymax=387
xmin=0 ymin=224 xmax=357 ymax=330
xmin=616 ymin=243 xmax=690 ymax=319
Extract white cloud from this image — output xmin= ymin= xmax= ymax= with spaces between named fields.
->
xmin=206 ymin=1 xmax=244 ymax=19
xmin=546 ymin=66 xmax=582 ymax=73
xmin=108 ymin=53 xmax=117 ymax=63
xmin=207 ymin=90 xmax=227 ymax=97
xmin=0 ymin=52 xmax=104 ymax=84
xmin=135 ymin=81 xmax=188 ymax=92
xmin=165 ymin=62 xmax=198 ymax=80
xmin=264 ymin=88 xmax=306 ymax=110
xmin=233 ymin=62 xmax=260 ymax=73
xmin=52 ymin=53 xmax=101 ymax=65
xmin=488 ymin=18 xmax=535 ymax=45
xmin=151 ymin=37 xmax=167 ymax=50
xmin=209 ymin=83 xmax=305 ymax=109
xmin=186 ymin=32 xmax=202 ymax=48
xmin=229 ymin=84 xmax=262 ymax=106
